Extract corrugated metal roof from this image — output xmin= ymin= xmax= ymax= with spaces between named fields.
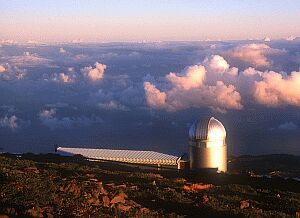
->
xmin=189 ymin=117 xmax=226 ymax=141
xmin=56 ymin=147 xmax=180 ymax=165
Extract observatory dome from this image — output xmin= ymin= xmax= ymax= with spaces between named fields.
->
xmin=189 ymin=117 xmax=226 ymax=145
xmin=188 ymin=116 xmax=227 ymax=172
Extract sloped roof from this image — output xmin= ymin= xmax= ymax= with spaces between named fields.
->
xmin=56 ymin=147 xmax=180 ymax=165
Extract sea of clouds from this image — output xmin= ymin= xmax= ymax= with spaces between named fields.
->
xmin=0 ymin=39 xmax=300 ymax=155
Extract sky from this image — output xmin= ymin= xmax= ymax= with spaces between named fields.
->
xmin=1 ymin=0 xmax=300 ymax=42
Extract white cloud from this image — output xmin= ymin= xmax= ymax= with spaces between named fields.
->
xmin=71 ymin=39 xmax=83 ymax=43
xmin=166 ymin=65 xmax=205 ymax=90
xmin=81 ymin=62 xmax=107 ymax=81
xmin=144 ymin=55 xmax=243 ymax=112
xmin=26 ymin=40 xmax=38 ymax=44
xmin=144 ymin=53 xmax=300 ymax=112
xmin=5 ymin=52 xmax=51 ymax=67
xmin=0 ymin=115 xmax=18 ymax=130
xmin=0 ymin=64 xmax=27 ymax=80
xmin=98 ymin=100 xmax=129 ymax=111
xmin=204 ymin=55 xmax=229 ymax=74
xmin=38 ymin=108 xmax=103 ymax=130
xmin=52 ymin=73 xmax=74 ymax=83
xmin=253 ymin=70 xmax=300 ymax=107
xmin=144 ymin=82 xmax=167 ymax=109
xmin=0 ymin=39 xmax=18 ymax=44
xmin=39 ymin=109 xmax=56 ymax=119
xmin=59 ymin=48 xmax=66 ymax=53
xmin=0 ymin=65 xmax=5 ymax=73
xmin=228 ymin=43 xmax=284 ymax=67
xmin=286 ymin=36 xmax=297 ymax=41
xmin=277 ymin=122 xmax=298 ymax=130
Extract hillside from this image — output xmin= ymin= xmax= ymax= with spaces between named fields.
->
xmin=0 ymin=153 xmax=300 ymax=217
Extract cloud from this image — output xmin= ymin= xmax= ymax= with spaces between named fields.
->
xmin=0 ymin=115 xmax=18 ymax=130
xmin=81 ymin=62 xmax=107 ymax=81
xmin=39 ymin=109 xmax=56 ymax=119
xmin=204 ymin=55 xmax=229 ymax=74
xmin=4 ymin=52 xmax=51 ymax=67
xmin=98 ymin=100 xmax=129 ymax=111
xmin=0 ymin=114 xmax=29 ymax=131
xmin=0 ymin=65 xmax=5 ymax=73
xmin=144 ymin=52 xmax=300 ymax=112
xmin=286 ymin=36 xmax=296 ymax=41
xmin=166 ymin=65 xmax=205 ymax=90
xmin=71 ymin=39 xmax=83 ymax=43
xmin=228 ymin=43 xmax=284 ymax=67
xmin=277 ymin=122 xmax=298 ymax=130
xmin=26 ymin=40 xmax=39 ymax=44
xmin=0 ymin=39 xmax=18 ymax=44
xmin=59 ymin=48 xmax=66 ymax=53
xmin=144 ymin=82 xmax=167 ymax=109
xmin=0 ymin=64 xmax=27 ymax=80
xmin=253 ymin=71 xmax=300 ymax=107
xmin=39 ymin=108 xmax=103 ymax=130
xmin=144 ymin=55 xmax=243 ymax=112
xmin=52 ymin=72 xmax=74 ymax=83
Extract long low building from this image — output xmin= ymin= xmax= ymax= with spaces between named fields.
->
xmin=56 ymin=146 xmax=181 ymax=167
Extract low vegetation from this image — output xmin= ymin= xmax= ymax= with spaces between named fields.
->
xmin=0 ymin=153 xmax=299 ymax=217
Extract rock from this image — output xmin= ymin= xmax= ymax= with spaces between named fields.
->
xmin=86 ymin=173 xmax=96 ymax=178
xmin=0 ymin=215 xmax=9 ymax=218
xmin=145 ymin=173 xmax=163 ymax=179
xmin=175 ymin=178 xmax=186 ymax=183
xmin=203 ymin=195 xmax=209 ymax=203
xmin=100 ymin=187 xmax=108 ymax=195
xmin=240 ymin=200 xmax=250 ymax=209
xmin=118 ymin=204 xmax=132 ymax=212
xmin=114 ymin=184 xmax=126 ymax=189
xmin=46 ymin=213 xmax=53 ymax=218
xmin=183 ymin=183 xmax=213 ymax=193
xmin=111 ymin=192 xmax=127 ymax=204
xmin=5 ymin=208 xmax=16 ymax=216
xmin=102 ymin=196 xmax=110 ymax=207
xmin=129 ymin=185 xmax=138 ymax=190
xmin=127 ymin=200 xmax=141 ymax=207
xmin=140 ymin=207 xmax=150 ymax=214
xmin=24 ymin=167 xmax=39 ymax=173
xmin=27 ymin=206 xmax=44 ymax=217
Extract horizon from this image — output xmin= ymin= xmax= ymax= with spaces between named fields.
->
xmin=1 ymin=0 xmax=300 ymax=42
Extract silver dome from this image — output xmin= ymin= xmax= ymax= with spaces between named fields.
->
xmin=189 ymin=117 xmax=226 ymax=142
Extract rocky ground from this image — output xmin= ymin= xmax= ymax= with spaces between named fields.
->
xmin=0 ymin=153 xmax=300 ymax=217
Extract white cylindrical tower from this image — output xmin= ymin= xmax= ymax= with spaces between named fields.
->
xmin=188 ymin=117 xmax=227 ymax=172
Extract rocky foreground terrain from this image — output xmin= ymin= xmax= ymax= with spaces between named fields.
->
xmin=0 ymin=153 xmax=300 ymax=217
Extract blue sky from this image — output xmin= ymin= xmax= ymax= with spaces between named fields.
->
xmin=1 ymin=0 xmax=300 ymax=42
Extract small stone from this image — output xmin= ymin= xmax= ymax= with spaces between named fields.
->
xmin=203 ymin=195 xmax=209 ymax=203
xmin=240 ymin=200 xmax=250 ymax=209
xmin=140 ymin=208 xmax=150 ymax=213
xmin=111 ymin=192 xmax=127 ymax=204
xmin=118 ymin=204 xmax=132 ymax=212
xmin=102 ymin=196 xmax=110 ymax=207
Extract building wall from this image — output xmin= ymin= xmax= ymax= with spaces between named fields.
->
xmin=189 ymin=143 xmax=227 ymax=172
